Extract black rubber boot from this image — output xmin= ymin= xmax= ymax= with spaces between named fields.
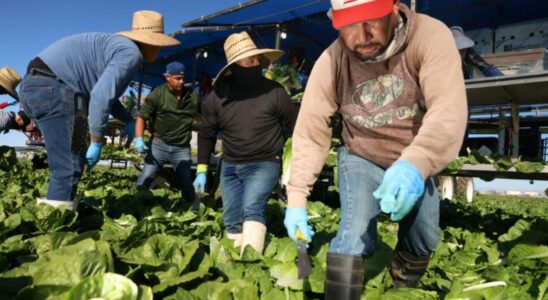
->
xmin=390 ymin=248 xmax=430 ymax=288
xmin=324 ymin=252 xmax=365 ymax=300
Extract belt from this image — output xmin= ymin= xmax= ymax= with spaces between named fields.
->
xmin=29 ymin=68 xmax=59 ymax=80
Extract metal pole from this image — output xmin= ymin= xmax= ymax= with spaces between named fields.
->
xmin=192 ymin=50 xmax=201 ymax=90
xmin=275 ymin=24 xmax=281 ymax=50
xmin=410 ymin=0 xmax=416 ymax=11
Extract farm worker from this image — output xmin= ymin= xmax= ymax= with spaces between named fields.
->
xmin=450 ymin=26 xmax=504 ymax=79
xmin=283 ymin=0 xmax=468 ymax=297
xmin=194 ymin=31 xmax=298 ymax=254
xmin=19 ymin=10 xmax=180 ymax=210
xmin=134 ymin=61 xmax=199 ymax=202
xmin=0 ymin=110 xmax=32 ymax=134
xmin=0 ymin=67 xmax=33 ymax=133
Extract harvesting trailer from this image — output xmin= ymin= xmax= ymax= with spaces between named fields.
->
xmin=129 ymin=0 xmax=548 ymax=202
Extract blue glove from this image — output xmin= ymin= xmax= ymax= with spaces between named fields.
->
xmin=483 ymin=65 xmax=504 ymax=77
xmin=134 ymin=137 xmax=148 ymax=154
xmin=86 ymin=142 xmax=103 ymax=171
xmin=123 ymin=121 xmax=135 ymax=144
xmin=284 ymin=207 xmax=314 ymax=243
xmin=193 ymin=172 xmax=207 ymax=193
xmin=373 ymin=160 xmax=425 ymax=222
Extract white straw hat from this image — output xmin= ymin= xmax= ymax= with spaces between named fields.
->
xmin=0 ymin=66 xmax=21 ymax=100
xmin=213 ymin=31 xmax=284 ymax=86
xmin=117 ymin=10 xmax=180 ymax=47
xmin=450 ymin=26 xmax=475 ymax=50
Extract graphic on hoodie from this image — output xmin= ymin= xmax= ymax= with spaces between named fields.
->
xmin=343 ymin=74 xmax=422 ymax=129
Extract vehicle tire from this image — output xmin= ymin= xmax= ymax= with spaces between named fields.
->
xmin=436 ymin=176 xmax=454 ymax=200
xmin=455 ymin=177 xmax=474 ymax=202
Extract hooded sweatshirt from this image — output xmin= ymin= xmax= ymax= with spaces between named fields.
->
xmin=286 ymin=4 xmax=468 ymax=207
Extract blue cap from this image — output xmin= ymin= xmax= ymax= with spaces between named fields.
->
xmin=165 ymin=62 xmax=185 ymax=75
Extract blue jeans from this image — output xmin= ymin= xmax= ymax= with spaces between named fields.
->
xmin=220 ymin=160 xmax=280 ymax=233
xmin=329 ymin=146 xmax=440 ymax=257
xmin=20 ymin=72 xmax=86 ymax=201
xmin=136 ymin=139 xmax=194 ymax=201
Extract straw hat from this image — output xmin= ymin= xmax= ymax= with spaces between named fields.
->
xmin=450 ymin=26 xmax=475 ymax=50
xmin=118 ymin=10 xmax=180 ymax=47
xmin=213 ymin=31 xmax=284 ymax=86
xmin=0 ymin=66 xmax=21 ymax=100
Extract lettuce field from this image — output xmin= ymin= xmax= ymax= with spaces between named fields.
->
xmin=0 ymin=146 xmax=547 ymax=299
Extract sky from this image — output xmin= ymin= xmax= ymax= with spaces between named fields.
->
xmin=0 ymin=1 xmax=546 ymax=195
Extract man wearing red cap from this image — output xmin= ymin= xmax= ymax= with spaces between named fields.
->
xmin=284 ymin=0 xmax=467 ymax=297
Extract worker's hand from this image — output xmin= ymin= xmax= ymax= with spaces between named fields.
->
xmin=193 ymin=173 xmax=207 ymax=193
xmin=123 ymin=121 xmax=135 ymax=144
xmin=134 ymin=137 xmax=148 ymax=153
xmin=85 ymin=142 xmax=103 ymax=171
xmin=483 ymin=65 xmax=504 ymax=77
xmin=373 ymin=160 xmax=425 ymax=222
xmin=284 ymin=207 xmax=314 ymax=243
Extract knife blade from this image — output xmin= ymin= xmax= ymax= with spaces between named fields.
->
xmin=192 ymin=192 xmax=201 ymax=211
xmin=296 ymin=229 xmax=312 ymax=279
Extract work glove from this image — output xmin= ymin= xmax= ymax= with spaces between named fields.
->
xmin=123 ymin=121 xmax=135 ymax=144
xmin=134 ymin=137 xmax=148 ymax=154
xmin=284 ymin=207 xmax=314 ymax=244
xmin=373 ymin=160 xmax=425 ymax=222
xmin=85 ymin=142 xmax=103 ymax=171
xmin=193 ymin=165 xmax=208 ymax=193
xmin=482 ymin=65 xmax=504 ymax=77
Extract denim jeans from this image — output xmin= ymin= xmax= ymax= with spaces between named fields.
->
xmin=220 ymin=160 xmax=280 ymax=234
xmin=20 ymin=72 xmax=86 ymax=201
xmin=136 ymin=139 xmax=194 ymax=201
xmin=329 ymin=146 xmax=440 ymax=257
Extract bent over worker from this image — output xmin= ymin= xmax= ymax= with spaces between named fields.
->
xmin=135 ymin=61 xmax=199 ymax=202
xmin=19 ymin=10 xmax=180 ymax=210
xmin=194 ymin=31 xmax=298 ymax=254
xmin=283 ymin=0 xmax=468 ymax=298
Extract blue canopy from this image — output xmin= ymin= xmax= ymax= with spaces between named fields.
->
xmin=139 ymin=0 xmax=548 ymax=87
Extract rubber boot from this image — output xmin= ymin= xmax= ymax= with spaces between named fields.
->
xmin=240 ymin=220 xmax=266 ymax=255
xmin=390 ymin=248 xmax=430 ymax=288
xmin=324 ymin=252 xmax=365 ymax=300
xmin=37 ymin=198 xmax=76 ymax=211
xmin=226 ymin=232 xmax=243 ymax=248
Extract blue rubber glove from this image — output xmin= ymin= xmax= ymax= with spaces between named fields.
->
xmin=193 ymin=172 xmax=207 ymax=193
xmin=123 ymin=121 xmax=135 ymax=144
xmin=373 ymin=160 xmax=425 ymax=222
xmin=483 ymin=65 xmax=504 ymax=77
xmin=134 ymin=137 xmax=148 ymax=154
xmin=284 ymin=207 xmax=314 ymax=244
xmin=86 ymin=142 xmax=103 ymax=171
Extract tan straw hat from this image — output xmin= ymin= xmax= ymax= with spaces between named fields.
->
xmin=0 ymin=66 xmax=21 ymax=100
xmin=117 ymin=10 xmax=180 ymax=47
xmin=213 ymin=31 xmax=284 ymax=86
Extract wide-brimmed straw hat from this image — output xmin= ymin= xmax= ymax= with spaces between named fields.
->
xmin=213 ymin=31 xmax=284 ymax=86
xmin=0 ymin=66 xmax=21 ymax=100
xmin=118 ymin=10 xmax=180 ymax=47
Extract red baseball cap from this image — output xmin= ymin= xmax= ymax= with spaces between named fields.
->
xmin=331 ymin=0 xmax=395 ymax=29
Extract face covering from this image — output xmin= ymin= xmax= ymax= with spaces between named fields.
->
xmin=230 ymin=64 xmax=263 ymax=88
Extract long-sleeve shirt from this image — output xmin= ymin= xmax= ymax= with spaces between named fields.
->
xmin=138 ymin=84 xmax=199 ymax=147
xmin=198 ymin=78 xmax=298 ymax=164
xmin=0 ymin=110 xmax=15 ymax=133
xmin=38 ymin=32 xmax=142 ymax=137
xmin=286 ymin=4 xmax=468 ymax=207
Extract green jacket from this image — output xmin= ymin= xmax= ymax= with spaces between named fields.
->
xmin=138 ymin=84 xmax=199 ymax=147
